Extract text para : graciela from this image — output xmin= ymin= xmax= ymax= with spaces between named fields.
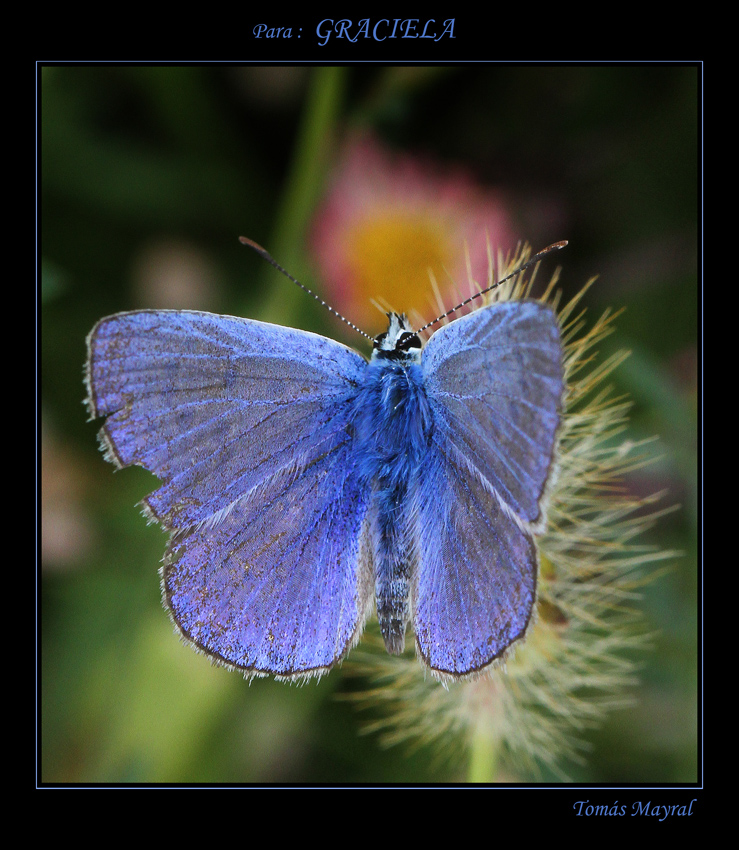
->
xmin=316 ymin=19 xmax=455 ymax=46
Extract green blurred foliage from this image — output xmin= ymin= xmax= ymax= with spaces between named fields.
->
xmin=40 ymin=65 xmax=698 ymax=784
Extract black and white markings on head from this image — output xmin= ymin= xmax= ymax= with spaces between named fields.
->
xmin=372 ymin=313 xmax=423 ymax=362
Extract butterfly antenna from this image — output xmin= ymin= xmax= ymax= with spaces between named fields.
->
xmin=416 ymin=240 xmax=569 ymax=335
xmin=240 ymin=237 xmax=373 ymax=341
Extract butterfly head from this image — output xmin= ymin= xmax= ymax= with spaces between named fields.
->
xmin=372 ymin=313 xmax=423 ymax=362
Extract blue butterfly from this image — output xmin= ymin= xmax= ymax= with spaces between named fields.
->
xmin=85 ymin=241 xmax=565 ymax=680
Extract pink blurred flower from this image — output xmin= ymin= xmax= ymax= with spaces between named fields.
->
xmin=309 ymin=135 xmax=517 ymax=334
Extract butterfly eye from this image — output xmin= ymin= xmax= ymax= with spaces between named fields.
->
xmin=373 ymin=332 xmax=388 ymax=349
xmin=397 ymin=332 xmax=421 ymax=352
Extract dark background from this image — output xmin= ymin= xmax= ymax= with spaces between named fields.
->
xmin=40 ymin=64 xmax=698 ymax=784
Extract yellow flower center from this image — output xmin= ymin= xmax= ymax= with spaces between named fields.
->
xmin=347 ymin=212 xmax=452 ymax=323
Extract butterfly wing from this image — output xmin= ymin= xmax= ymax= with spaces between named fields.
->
xmin=422 ymin=301 xmax=564 ymax=528
xmin=414 ymin=302 xmax=564 ymax=677
xmin=86 ymin=310 xmax=373 ymax=677
xmin=163 ymin=433 xmax=373 ymax=678
xmin=412 ymin=437 xmax=540 ymax=676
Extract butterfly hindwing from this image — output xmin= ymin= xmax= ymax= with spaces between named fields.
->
xmin=163 ymin=434 xmax=374 ymax=677
xmin=412 ymin=433 xmax=538 ymax=676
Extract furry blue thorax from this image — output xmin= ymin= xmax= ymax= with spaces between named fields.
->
xmin=351 ymin=312 xmax=431 ymax=483
xmin=351 ymin=356 xmax=433 ymax=489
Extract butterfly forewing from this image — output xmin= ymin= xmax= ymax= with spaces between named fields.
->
xmin=87 ymin=310 xmax=366 ymax=530
xmin=422 ymin=302 xmax=564 ymax=528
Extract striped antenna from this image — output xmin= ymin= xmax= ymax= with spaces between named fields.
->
xmin=240 ymin=236 xmax=373 ymax=341
xmin=416 ymin=241 xmax=568 ymax=334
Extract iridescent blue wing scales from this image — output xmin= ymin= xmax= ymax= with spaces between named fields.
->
xmin=86 ymin=310 xmax=366 ymax=530
xmin=412 ymin=436 xmax=538 ymax=676
xmin=422 ymin=301 xmax=564 ymax=528
xmin=415 ymin=302 xmax=564 ymax=676
xmin=163 ymin=432 xmax=374 ymax=678
xmin=86 ymin=310 xmax=372 ymax=678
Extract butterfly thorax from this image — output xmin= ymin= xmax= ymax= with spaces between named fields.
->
xmin=353 ymin=313 xmax=432 ymax=483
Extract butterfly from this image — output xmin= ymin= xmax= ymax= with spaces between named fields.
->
xmin=85 ymin=240 xmax=566 ymax=681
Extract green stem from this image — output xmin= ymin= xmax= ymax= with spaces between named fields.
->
xmin=255 ymin=66 xmax=347 ymax=324
xmin=467 ymin=723 xmax=500 ymax=783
